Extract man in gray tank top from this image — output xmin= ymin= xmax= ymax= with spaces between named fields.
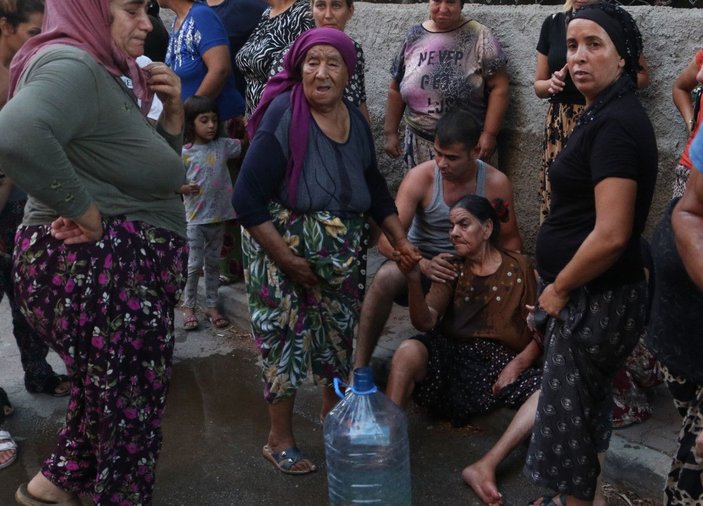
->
xmin=354 ymin=110 xmax=522 ymax=370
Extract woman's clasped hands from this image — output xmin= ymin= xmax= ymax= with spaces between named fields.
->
xmin=392 ymin=238 xmax=422 ymax=275
xmin=50 ymin=203 xmax=103 ymax=245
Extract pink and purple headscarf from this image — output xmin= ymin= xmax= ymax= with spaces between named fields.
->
xmin=9 ymin=0 xmax=153 ymax=114
xmin=247 ymin=27 xmax=358 ymax=206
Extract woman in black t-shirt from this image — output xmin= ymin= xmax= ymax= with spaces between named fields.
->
xmin=534 ymin=0 xmax=656 ymax=433
xmin=525 ymin=5 xmax=657 ymax=505
xmin=534 ymin=0 xmax=649 ymax=224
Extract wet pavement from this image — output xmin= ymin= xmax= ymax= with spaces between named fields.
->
xmin=0 ymin=296 xmax=550 ymax=505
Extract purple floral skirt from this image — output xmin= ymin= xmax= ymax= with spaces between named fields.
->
xmin=13 ymin=217 xmax=187 ymax=506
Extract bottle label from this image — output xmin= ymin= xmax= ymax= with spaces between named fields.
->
xmin=349 ymin=421 xmax=391 ymax=446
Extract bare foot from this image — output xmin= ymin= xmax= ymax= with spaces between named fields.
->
xmin=462 ymin=461 xmax=503 ymax=505
xmin=26 ymin=472 xmax=77 ymax=502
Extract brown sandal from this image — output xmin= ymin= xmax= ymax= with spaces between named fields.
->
xmin=182 ymin=309 xmax=199 ymax=331
xmin=15 ymin=483 xmax=82 ymax=506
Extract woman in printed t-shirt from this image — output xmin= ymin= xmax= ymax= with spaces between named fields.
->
xmin=383 ymin=0 xmax=509 ymax=168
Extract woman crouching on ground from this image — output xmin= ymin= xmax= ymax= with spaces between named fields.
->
xmin=387 ymin=194 xmax=542 ymax=427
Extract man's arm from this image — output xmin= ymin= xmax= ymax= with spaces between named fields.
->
xmin=377 ymin=162 xmax=432 ymax=258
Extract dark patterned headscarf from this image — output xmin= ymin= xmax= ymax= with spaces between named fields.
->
xmin=569 ymin=2 xmax=643 ymax=84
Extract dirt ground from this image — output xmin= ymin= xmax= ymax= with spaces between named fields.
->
xmin=602 ymin=483 xmax=659 ymax=506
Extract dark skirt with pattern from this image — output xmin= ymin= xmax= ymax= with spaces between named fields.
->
xmin=13 ymin=217 xmax=187 ymax=506
xmin=0 ymin=199 xmax=61 ymax=392
xmin=412 ymin=332 xmax=542 ymax=427
xmin=524 ymin=281 xmax=647 ymax=501
xmin=540 ymin=102 xmax=585 ymax=224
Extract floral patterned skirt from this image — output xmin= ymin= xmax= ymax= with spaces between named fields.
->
xmin=540 ymin=102 xmax=585 ymax=223
xmin=242 ymin=202 xmax=368 ymax=403
xmin=13 ymin=217 xmax=187 ymax=506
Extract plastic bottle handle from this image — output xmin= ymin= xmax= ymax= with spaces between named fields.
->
xmin=333 ymin=377 xmax=348 ymax=400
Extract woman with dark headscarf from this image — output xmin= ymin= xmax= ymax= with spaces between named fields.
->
xmin=234 ymin=27 xmax=420 ymax=475
xmin=525 ymin=4 xmax=657 ymax=505
xmin=0 ymin=0 xmax=187 ymax=504
xmin=534 ymin=0 xmax=649 ymax=225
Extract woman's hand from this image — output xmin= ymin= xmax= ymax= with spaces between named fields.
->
xmin=420 ymin=253 xmax=458 ymax=283
xmin=492 ymin=359 xmax=524 ymax=396
xmin=492 ymin=340 xmax=541 ymax=396
xmin=145 ymin=62 xmax=184 ymax=134
xmin=537 ymin=283 xmax=570 ymax=319
xmin=50 ymin=203 xmax=103 ymax=245
xmin=392 ymin=237 xmax=422 ymax=274
xmin=278 ymin=254 xmax=321 ymax=289
xmin=477 ymin=131 xmax=497 ymax=161
xmin=179 ymin=182 xmax=201 ymax=195
xmin=384 ymin=131 xmax=402 ymax=158
xmin=547 ymin=64 xmax=568 ymax=96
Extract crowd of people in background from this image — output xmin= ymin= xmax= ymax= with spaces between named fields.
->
xmin=0 ymin=0 xmax=702 ymax=505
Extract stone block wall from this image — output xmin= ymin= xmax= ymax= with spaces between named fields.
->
xmin=345 ymin=3 xmax=703 ymax=253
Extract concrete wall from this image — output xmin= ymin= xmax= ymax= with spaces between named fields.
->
xmin=345 ymin=3 xmax=703 ymax=253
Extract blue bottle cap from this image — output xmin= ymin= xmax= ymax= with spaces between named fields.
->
xmin=352 ymin=367 xmax=377 ymax=395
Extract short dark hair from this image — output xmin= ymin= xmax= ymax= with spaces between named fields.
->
xmin=184 ymin=95 xmax=220 ymax=144
xmin=0 ymin=0 xmax=44 ymax=27
xmin=450 ymin=194 xmax=501 ymax=247
xmin=434 ymin=109 xmax=480 ymax=153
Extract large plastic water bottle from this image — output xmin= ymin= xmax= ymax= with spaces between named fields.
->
xmin=324 ymin=367 xmax=411 ymax=505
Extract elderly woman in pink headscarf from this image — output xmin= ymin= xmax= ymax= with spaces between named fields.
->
xmin=0 ymin=1 xmax=187 ymax=504
xmin=234 ymin=27 xmax=420 ymax=475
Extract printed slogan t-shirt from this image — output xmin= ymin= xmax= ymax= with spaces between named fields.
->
xmin=391 ymin=20 xmax=507 ymax=139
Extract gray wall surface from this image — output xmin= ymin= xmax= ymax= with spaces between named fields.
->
xmin=344 ymin=3 xmax=703 ymax=253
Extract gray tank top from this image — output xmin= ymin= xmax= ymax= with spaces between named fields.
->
xmin=407 ymin=160 xmax=486 ymax=259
